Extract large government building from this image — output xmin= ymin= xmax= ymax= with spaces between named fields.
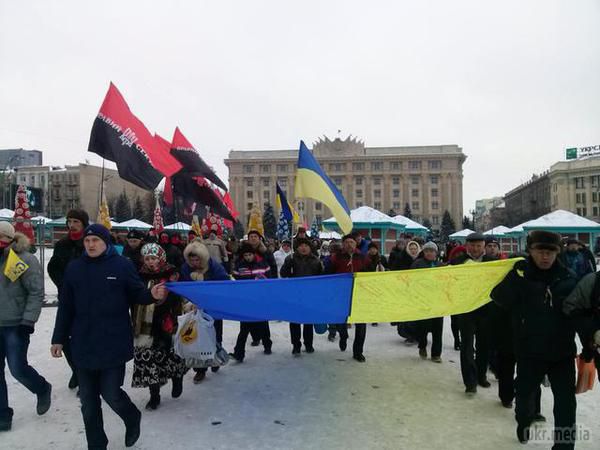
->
xmin=225 ymin=136 xmax=466 ymax=231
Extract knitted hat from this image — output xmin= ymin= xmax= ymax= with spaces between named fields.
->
xmin=84 ymin=224 xmax=111 ymax=246
xmin=466 ymin=232 xmax=485 ymax=242
xmin=527 ymin=230 xmax=562 ymax=252
xmin=485 ymin=237 xmax=500 ymax=247
xmin=295 ymin=237 xmax=312 ymax=248
xmin=66 ymin=209 xmax=90 ymax=227
xmin=422 ymin=241 xmax=439 ymax=252
xmin=0 ymin=221 xmax=15 ymax=240
xmin=141 ymin=242 xmax=166 ymax=263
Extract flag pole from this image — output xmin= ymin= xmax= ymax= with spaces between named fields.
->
xmin=99 ymin=158 xmax=105 ymax=211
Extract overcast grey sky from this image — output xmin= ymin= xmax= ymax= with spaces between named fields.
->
xmin=1 ymin=0 xmax=599 ymax=216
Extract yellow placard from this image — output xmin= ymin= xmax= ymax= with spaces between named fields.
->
xmin=348 ymin=258 xmax=519 ymax=324
xmin=3 ymin=248 xmax=30 ymax=282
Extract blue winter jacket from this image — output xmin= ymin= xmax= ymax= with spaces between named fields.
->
xmin=51 ymin=245 xmax=154 ymax=370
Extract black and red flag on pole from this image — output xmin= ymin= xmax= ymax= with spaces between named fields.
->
xmin=172 ymin=175 xmax=234 ymax=221
xmin=154 ymin=133 xmax=175 ymax=206
xmin=88 ymin=83 xmax=182 ymax=190
xmin=170 ymin=127 xmax=227 ymax=191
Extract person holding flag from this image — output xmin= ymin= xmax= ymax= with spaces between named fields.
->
xmin=0 ymin=221 xmax=51 ymax=432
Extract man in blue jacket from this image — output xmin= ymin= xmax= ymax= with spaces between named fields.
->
xmin=51 ymin=224 xmax=167 ymax=450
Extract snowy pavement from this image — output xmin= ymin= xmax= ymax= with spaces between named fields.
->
xmin=3 ymin=309 xmax=600 ymax=450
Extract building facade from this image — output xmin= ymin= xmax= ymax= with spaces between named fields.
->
xmin=503 ymin=172 xmax=551 ymax=227
xmin=474 ymin=196 xmax=504 ymax=231
xmin=12 ymin=163 xmax=149 ymax=219
xmin=225 ymin=137 xmax=466 ymax=231
xmin=0 ymin=148 xmax=43 ymax=169
xmin=549 ymin=157 xmax=600 ymax=219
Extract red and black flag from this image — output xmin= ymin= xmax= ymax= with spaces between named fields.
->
xmin=170 ymin=127 xmax=227 ymax=191
xmin=172 ymin=175 xmax=234 ymax=221
xmin=154 ymin=133 xmax=175 ymax=206
xmin=88 ymin=83 xmax=182 ymax=190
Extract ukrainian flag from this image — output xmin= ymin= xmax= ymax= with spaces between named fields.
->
xmin=294 ymin=141 xmax=352 ymax=234
xmin=275 ymin=182 xmax=299 ymax=223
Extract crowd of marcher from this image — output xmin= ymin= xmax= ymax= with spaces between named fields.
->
xmin=1 ymin=208 xmax=599 ymax=449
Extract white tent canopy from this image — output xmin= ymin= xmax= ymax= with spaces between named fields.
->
xmin=30 ymin=215 xmax=52 ymax=224
xmin=483 ymin=225 xmax=511 ymax=236
xmin=114 ymin=219 xmax=152 ymax=230
xmin=449 ymin=228 xmax=475 ymax=239
xmin=391 ymin=214 xmax=429 ymax=231
xmin=164 ymin=222 xmax=192 ymax=231
xmin=323 ymin=206 xmax=395 ymax=225
xmin=0 ymin=208 xmax=14 ymax=219
xmin=522 ymin=209 xmax=600 ymax=230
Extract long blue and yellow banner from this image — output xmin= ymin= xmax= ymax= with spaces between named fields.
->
xmin=167 ymin=259 xmax=518 ymax=323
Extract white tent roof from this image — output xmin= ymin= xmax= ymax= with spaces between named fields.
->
xmin=449 ymin=228 xmax=475 ymax=238
xmin=483 ymin=225 xmax=511 ymax=236
xmin=323 ymin=206 xmax=400 ymax=226
xmin=164 ymin=222 xmax=191 ymax=231
xmin=0 ymin=208 xmax=14 ymax=219
xmin=318 ymin=231 xmax=342 ymax=240
xmin=391 ymin=214 xmax=428 ymax=231
xmin=522 ymin=209 xmax=600 ymax=230
xmin=115 ymin=219 xmax=152 ymax=229
xmin=31 ymin=215 xmax=52 ymax=224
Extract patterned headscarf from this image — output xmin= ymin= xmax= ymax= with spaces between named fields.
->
xmin=141 ymin=242 xmax=166 ymax=264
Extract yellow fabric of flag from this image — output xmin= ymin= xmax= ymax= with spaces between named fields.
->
xmin=3 ymin=248 xmax=30 ymax=282
xmin=247 ymin=203 xmax=265 ymax=236
xmin=97 ymin=195 xmax=112 ymax=230
xmin=348 ymin=258 xmax=519 ymax=324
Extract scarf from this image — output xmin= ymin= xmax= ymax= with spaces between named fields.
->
xmin=69 ymin=229 xmax=84 ymax=241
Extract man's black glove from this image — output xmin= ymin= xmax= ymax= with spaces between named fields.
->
xmin=18 ymin=324 xmax=35 ymax=335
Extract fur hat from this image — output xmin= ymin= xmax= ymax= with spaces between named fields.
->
xmin=0 ymin=221 xmax=15 ymax=240
xmin=527 ymin=230 xmax=562 ymax=252
xmin=127 ymin=229 xmax=145 ymax=240
xmin=295 ymin=237 xmax=312 ymax=249
xmin=239 ymin=243 xmax=256 ymax=256
xmin=66 ymin=209 xmax=90 ymax=227
xmin=183 ymin=240 xmax=210 ymax=267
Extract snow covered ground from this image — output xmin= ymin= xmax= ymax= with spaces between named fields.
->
xmin=3 ymin=309 xmax=600 ymax=450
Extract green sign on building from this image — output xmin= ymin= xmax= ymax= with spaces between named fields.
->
xmin=566 ymin=148 xmax=578 ymax=160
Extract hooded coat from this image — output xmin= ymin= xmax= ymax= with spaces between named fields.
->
xmin=0 ymin=232 xmax=44 ymax=328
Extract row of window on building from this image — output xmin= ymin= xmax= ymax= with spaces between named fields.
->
xmin=245 ymin=175 xmax=441 ymax=188
xmin=242 ymin=160 xmax=443 ymax=174
xmin=572 ymin=175 xmax=600 ymax=190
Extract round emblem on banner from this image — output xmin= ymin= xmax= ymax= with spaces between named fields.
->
xmin=16 ymin=208 xmax=23 ymax=215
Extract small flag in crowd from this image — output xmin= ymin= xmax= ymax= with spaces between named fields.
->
xmin=12 ymin=185 xmax=35 ymax=243
xmin=275 ymin=182 xmax=300 ymax=223
xmin=191 ymin=215 xmax=203 ymax=237
xmin=310 ymin=217 xmax=320 ymax=238
xmin=152 ymin=197 xmax=164 ymax=234
xmin=97 ymin=194 xmax=112 ymax=230
xmin=247 ymin=203 xmax=264 ymax=236
xmin=276 ymin=209 xmax=290 ymax=240
xmin=294 ymin=141 xmax=352 ymax=234
xmin=3 ymin=248 xmax=29 ymax=282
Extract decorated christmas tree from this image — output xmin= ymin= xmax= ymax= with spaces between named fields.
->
xmin=12 ymin=185 xmax=35 ymax=243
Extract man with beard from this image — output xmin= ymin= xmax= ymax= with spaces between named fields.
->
xmin=47 ymin=209 xmax=89 ymax=391
xmin=491 ymin=231 xmax=578 ymax=448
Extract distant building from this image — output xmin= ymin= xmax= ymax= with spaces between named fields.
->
xmin=225 ymin=136 xmax=466 ymax=231
xmin=10 ymin=163 xmax=149 ymax=219
xmin=474 ymin=196 xmax=504 ymax=231
xmin=503 ymin=172 xmax=551 ymax=227
xmin=0 ymin=148 xmax=43 ymax=168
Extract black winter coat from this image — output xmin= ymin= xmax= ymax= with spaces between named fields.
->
xmin=47 ymin=237 xmax=84 ymax=292
xmin=52 ymin=246 xmax=154 ymax=370
xmin=280 ymin=253 xmax=323 ymax=278
xmin=490 ymin=258 xmax=578 ymax=361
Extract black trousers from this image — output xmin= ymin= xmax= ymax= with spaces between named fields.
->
xmin=336 ymin=323 xmax=366 ymax=356
xmin=516 ymin=357 xmax=576 ymax=449
xmin=290 ymin=323 xmax=314 ymax=349
xmin=497 ymin=351 xmax=542 ymax=413
xmin=62 ymin=338 xmax=77 ymax=381
xmin=234 ymin=322 xmax=272 ymax=358
xmin=77 ymin=364 xmax=141 ymax=450
xmin=195 ymin=319 xmax=223 ymax=375
xmin=416 ymin=317 xmax=443 ymax=358
xmin=450 ymin=315 xmax=461 ymax=345
xmin=458 ymin=311 xmax=491 ymax=388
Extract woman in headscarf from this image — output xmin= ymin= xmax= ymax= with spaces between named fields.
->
xmin=131 ymin=243 xmax=187 ymax=410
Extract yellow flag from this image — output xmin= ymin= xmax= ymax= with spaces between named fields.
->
xmin=97 ymin=194 xmax=112 ymax=230
xmin=3 ymin=248 xmax=29 ymax=282
xmin=247 ymin=203 xmax=264 ymax=236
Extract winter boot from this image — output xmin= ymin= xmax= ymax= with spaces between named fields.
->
xmin=211 ymin=366 xmax=220 ymax=373
xmin=339 ymin=338 xmax=347 ymax=352
xmin=36 ymin=383 xmax=52 ymax=415
xmin=305 ymin=345 xmax=315 ymax=354
xmin=193 ymin=370 xmax=206 ymax=384
xmin=0 ymin=408 xmax=13 ymax=432
xmin=516 ymin=424 xmax=529 ymax=444
xmin=292 ymin=346 xmax=301 ymax=357
xmin=419 ymin=348 xmax=427 ymax=359
xmin=68 ymin=373 xmax=78 ymax=390
xmin=125 ymin=410 xmax=142 ymax=447
xmin=250 ymin=340 xmax=260 ymax=347
xmin=171 ymin=377 xmax=183 ymax=399
xmin=145 ymin=385 xmax=161 ymax=410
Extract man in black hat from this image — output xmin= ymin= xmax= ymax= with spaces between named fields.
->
xmin=123 ymin=229 xmax=146 ymax=270
xmin=47 ymin=208 xmax=90 ymax=391
xmin=450 ymin=232 xmax=498 ymax=395
xmin=485 ymin=236 xmax=501 ymax=259
xmin=491 ymin=230 xmax=578 ymax=447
